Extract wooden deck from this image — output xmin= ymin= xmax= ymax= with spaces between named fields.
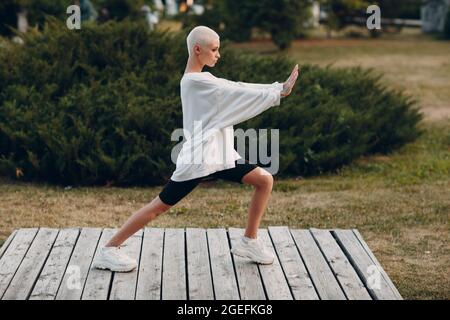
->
xmin=0 ymin=227 xmax=402 ymax=300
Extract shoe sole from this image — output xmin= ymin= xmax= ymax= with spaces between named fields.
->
xmin=92 ymin=261 xmax=137 ymax=273
xmin=230 ymin=248 xmax=274 ymax=265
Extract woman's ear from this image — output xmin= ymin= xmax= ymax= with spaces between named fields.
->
xmin=194 ymin=44 xmax=201 ymax=54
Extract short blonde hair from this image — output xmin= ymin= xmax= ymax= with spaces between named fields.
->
xmin=186 ymin=26 xmax=220 ymax=57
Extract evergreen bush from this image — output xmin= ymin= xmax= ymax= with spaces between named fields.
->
xmin=0 ymin=20 xmax=422 ymax=186
xmin=182 ymin=0 xmax=312 ymax=50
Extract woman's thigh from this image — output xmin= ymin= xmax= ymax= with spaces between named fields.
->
xmin=158 ymin=178 xmax=202 ymax=206
xmin=212 ymin=159 xmax=258 ymax=184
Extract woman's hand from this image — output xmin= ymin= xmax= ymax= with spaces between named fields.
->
xmin=281 ymin=64 xmax=299 ymax=98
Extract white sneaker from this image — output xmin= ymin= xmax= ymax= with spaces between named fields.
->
xmin=92 ymin=246 xmax=137 ymax=272
xmin=230 ymin=236 xmax=275 ymax=265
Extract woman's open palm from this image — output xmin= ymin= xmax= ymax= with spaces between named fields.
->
xmin=281 ymin=64 xmax=299 ymax=97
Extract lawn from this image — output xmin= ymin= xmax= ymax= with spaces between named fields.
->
xmin=0 ymin=26 xmax=449 ymax=299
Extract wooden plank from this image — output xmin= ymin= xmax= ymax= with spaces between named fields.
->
xmin=2 ymin=228 xmax=59 ymax=300
xmin=56 ymin=228 xmax=102 ymax=300
xmin=206 ymin=228 xmax=239 ymax=300
xmin=258 ymin=229 xmax=293 ymax=300
xmin=0 ymin=227 xmax=400 ymax=301
xmin=109 ymin=229 xmax=143 ymax=300
xmin=290 ymin=229 xmax=346 ymax=300
xmin=0 ymin=230 xmax=17 ymax=260
xmin=81 ymin=228 xmax=117 ymax=300
xmin=162 ymin=228 xmax=186 ymax=300
xmin=136 ymin=228 xmax=164 ymax=300
xmin=186 ymin=228 xmax=214 ymax=300
xmin=268 ymin=226 xmax=319 ymax=300
xmin=228 ymin=228 xmax=265 ymax=300
xmin=0 ymin=228 xmax=38 ymax=299
xmin=29 ymin=228 xmax=80 ymax=300
xmin=310 ymin=229 xmax=371 ymax=300
xmin=333 ymin=229 xmax=400 ymax=300
xmin=353 ymin=229 xmax=403 ymax=300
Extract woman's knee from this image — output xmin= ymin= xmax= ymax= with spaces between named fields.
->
xmin=153 ymin=196 xmax=173 ymax=215
xmin=261 ymin=173 xmax=274 ymax=190
xmin=254 ymin=169 xmax=274 ymax=190
xmin=242 ymin=167 xmax=273 ymax=189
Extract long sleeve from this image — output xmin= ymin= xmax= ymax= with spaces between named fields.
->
xmin=220 ymin=78 xmax=284 ymax=91
xmin=171 ymin=72 xmax=280 ymax=182
xmin=210 ymin=80 xmax=282 ymax=129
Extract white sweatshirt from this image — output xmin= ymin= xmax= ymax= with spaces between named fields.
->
xmin=170 ymin=71 xmax=283 ymax=182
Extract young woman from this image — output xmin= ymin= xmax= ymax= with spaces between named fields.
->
xmin=93 ymin=26 xmax=299 ymax=272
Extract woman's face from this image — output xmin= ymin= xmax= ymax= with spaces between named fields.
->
xmin=196 ymin=38 xmax=220 ymax=68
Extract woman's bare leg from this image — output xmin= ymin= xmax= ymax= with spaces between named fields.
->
xmin=105 ymin=167 xmax=272 ymax=246
xmin=241 ymin=168 xmax=274 ymax=239
xmin=105 ymin=196 xmax=172 ymax=247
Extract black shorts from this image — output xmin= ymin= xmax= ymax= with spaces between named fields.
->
xmin=158 ymin=159 xmax=258 ymax=206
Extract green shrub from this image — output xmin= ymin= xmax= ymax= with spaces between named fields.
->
xmin=444 ymin=9 xmax=450 ymax=40
xmin=181 ymin=0 xmax=312 ymax=50
xmin=0 ymin=0 xmax=20 ymax=36
xmin=181 ymin=0 xmax=253 ymax=43
xmin=256 ymin=0 xmax=312 ymax=50
xmin=0 ymin=0 xmax=71 ymax=36
xmin=91 ymin=0 xmax=145 ymax=21
xmin=0 ymin=20 xmax=185 ymax=186
xmin=0 ymin=20 xmax=422 ymax=186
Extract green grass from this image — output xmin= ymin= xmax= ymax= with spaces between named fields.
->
xmin=284 ymin=120 xmax=450 ymax=190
